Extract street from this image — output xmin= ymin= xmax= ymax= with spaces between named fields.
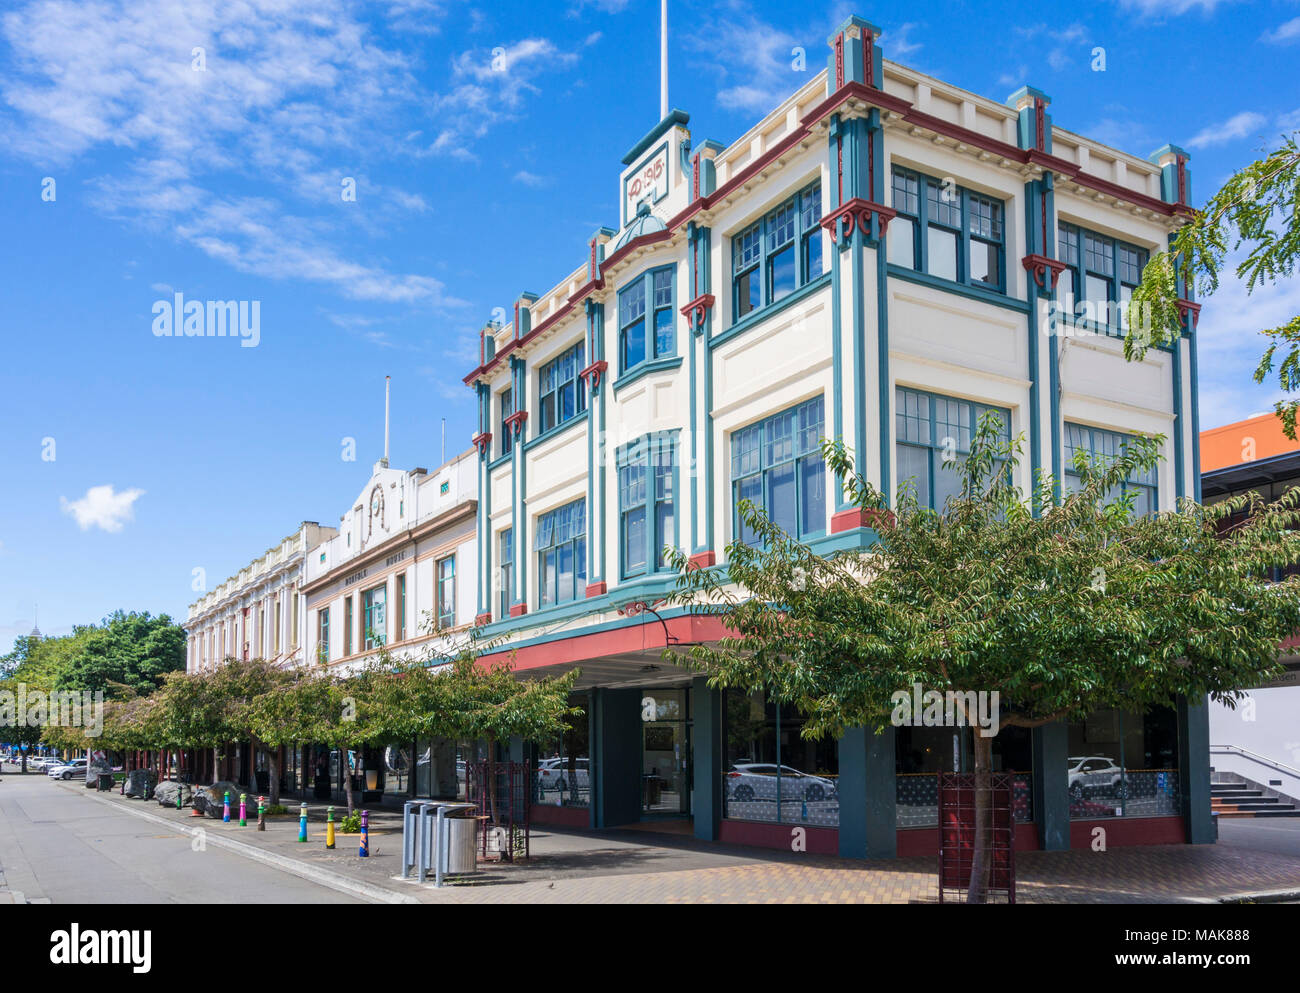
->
xmin=0 ymin=769 xmax=362 ymax=904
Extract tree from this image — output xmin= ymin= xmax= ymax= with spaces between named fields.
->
xmin=56 ymin=611 xmax=186 ymax=698
xmin=247 ymin=667 xmax=346 ymax=807
xmin=1129 ymin=133 xmax=1300 ymax=433
xmin=666 ymin=417 xmax=1300 ymax=902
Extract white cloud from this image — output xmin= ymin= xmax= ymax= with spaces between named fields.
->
xmin=1015 ymin=22 xmax=1090 ymax=72
xmin=513 ymin=170 xmax=549 ymax=188
xmin=682 ymin=11 xmax=818 ymax=115
xmin=885 ymin=23 xmax=923 ymax=59
xmin=1262 ymin=17 xmax=1300 ymax=44
xmin=1277 ymin=109 xmax=1300 ymax=131
xmin=1115 ymin=0 xmax=1235 ymax=15
xmin=60 ymin=485 xmax=145 ymax=533
xmin=1186 ymin=111 xmax=1269 ymax=148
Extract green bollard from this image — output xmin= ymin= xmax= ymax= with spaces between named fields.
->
xmin=297 ymin=802 xmax=308 ymax=842
xmin=239 ymin=793 xmax=247 ymax=827
xmin=257 ymin=796 xmax=266 ymax=831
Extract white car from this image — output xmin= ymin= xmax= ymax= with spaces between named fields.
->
xmin=726 ymin=763 xmax=838 ymax=804
xmin=47 ymin=758 xmax=89 ymax=780
xmin=536 ymin=757 xmax=589 ymax=793
xmin=1066 ymin=755 xmax=1127 ymax=801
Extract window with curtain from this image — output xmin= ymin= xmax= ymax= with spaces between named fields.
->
xmin=730 ymin=397 xmax=826 ymax=546
xmin=536 ymin=500 xmax=587 ymax=607
xmin=1064 ymin=423 xmax=1158 ymax=517
xmin=538 ymin=343 xmax=587 ymax=433
xmin=618 ymin=432 xmax=677 ymax=578
xmin=895 ymin=387 xmax=1011 ymax=512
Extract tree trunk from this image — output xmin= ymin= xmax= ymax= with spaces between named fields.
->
xmin=342 ymin=747 xmax=356 ymax=817
xmin=967 ymin=732 xmax=994 ymax=905
xmin=268 ymin=745 xmax=282 ymax=806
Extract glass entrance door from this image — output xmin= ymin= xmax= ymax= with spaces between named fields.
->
xmin=641 ymin=688 xmax=691 ymax=816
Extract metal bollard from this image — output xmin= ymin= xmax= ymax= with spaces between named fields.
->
xmin=223 ymin=791 xmax=231 ymax=823
xmin=239 ymin=793 xmax=247 ymax=827
xmin=257 ymin=796 xmax=265 ymax=831
xmin=297 ymin=802 xmax=308 ymax=842
xmin=401 ymin=801 xmax=419 ymax=877
xmin=326 ymin=805 xmax=335 ymax=849
xmin=359 ymin=810 xmax=369 ymax=857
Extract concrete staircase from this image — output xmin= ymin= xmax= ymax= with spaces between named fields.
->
xmin=1211 ymin=783 xmax=1300 ymax=818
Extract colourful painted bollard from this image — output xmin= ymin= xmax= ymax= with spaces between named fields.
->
xmin=222 ymin=791 xmax=231 ymax=823
xmin=326 ymin=806 xmax=335 ymax=850
xmin=297 ymin=802 xmax=308 ymax=842
xmin=359 ymin=810 xmax=369 ymax=857
xmin=176 ymin=786 xmax=183 ymax=811
xmin=239 ymin=793 xmax=247 ymax=827
xmin=257 ymin=796 xmax=265 ymax=832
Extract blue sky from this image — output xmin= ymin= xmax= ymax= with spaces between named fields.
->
xmin=1 ymin=0 xmax=1298 ymax=651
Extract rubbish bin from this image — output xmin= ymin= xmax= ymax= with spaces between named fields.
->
xmin=443 ymin=812 xmax=478 ymax=874
xmin=97 ymin=773 xmax=114 ymax=792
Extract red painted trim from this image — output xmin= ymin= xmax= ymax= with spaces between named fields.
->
xmin=579 ymin=359 xmax=608 ymax=391
xmin=1069 ymin=815 xmax=1185 ymax=849
xmin=474 ymin=612 xmax=492 ymax=626
xmin=1021 ymin=253 xmax=1068 ymax=290
xmin=830 ymin=507 xmax=894 ymax=533
xmin=480 ymin=613 xmax=734 ymax=672
xmin=584 ymin=581 xmax=607 ymax=598
xmin=1176 ymin=299 xmax=1202 ymax=329
xmin=503 ymin=410 xmax=528 ymax=438
xmin=822 ymin=196 xmax=896 ymax=244
xmin=680 ymin=293 xmax=716 ymax=334
xmin=509 ymin=602 xmax=528 ymax=618
xmin=720 ymin=818 xmax=840 ymax=855
xmin=529 ymin=803 xmax=591 ymax=829
xmin=471 ymin=431 xmax=492 ymax=456
xmin=687 ymin=550 xmax=716 ymax=569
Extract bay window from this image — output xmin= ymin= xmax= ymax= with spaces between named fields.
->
xmin=619 ymin=266 xmax=675 ymax=374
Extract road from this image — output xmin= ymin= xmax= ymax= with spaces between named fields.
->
xmin=0 ymin=767 xmax=362 ymax=904
xmin=1218 ymin=816 xmax=1300 ymax=859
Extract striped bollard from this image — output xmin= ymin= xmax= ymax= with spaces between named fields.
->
xmin=359 ymin=810 xmax=369 ymax=857
xmin=257 ymin=796 xmax=266 ymax=831
xmin=222 ymin=791 xmax=231 ymax=823
xmin=326 ymin=806 xmax=335 ymax=849
xmin=239 ymin=793 xmax=247 ymax=827
xmin=297 ymin=802 xmax=308 ymax=842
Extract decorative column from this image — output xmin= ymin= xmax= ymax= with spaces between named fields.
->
xmin=837 ymin=726 xmax=896 ymax=859
xmin=682 ymin=196 xmax=718 ymax=567
xmin=506 ymin=349 xmax=530 ymax=617
xmin=472 ymin=350 xmax=494 ymax=625
xmin=581 ymin=296 xmax=610 ymax=596
xmin=1032 ymin=721 xmax=1070 ymax=851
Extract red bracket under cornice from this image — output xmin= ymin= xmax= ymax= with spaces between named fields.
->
xmin=1021 ymin=254 xmax=1068 ymax=290
xmin=579 ymin=359 xmax=609 ymax=392
xmin=471 ymin=431 xmax=493 ymax=456
xmin=1176 ymin=298 xmax=1202 ymax=329
xmin=680 ymin=293 xmax=716 ymax=334
xmin=822 ymin=197 xmax=896 ymax=244
xmin=503 ymin=410 xmax=528 ymax=438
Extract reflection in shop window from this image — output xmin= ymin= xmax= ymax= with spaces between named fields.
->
xmin=532 ymin=694 xmax=590 ymax=808
xmin=895 ymin=725 xmax=1033 ymax=828
xmin=1066 ymin=707 xmax=1179 ymax=819
xmin=722 ymin=689 xmax=838 ymax=828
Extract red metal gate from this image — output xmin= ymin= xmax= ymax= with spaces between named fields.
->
xmin=938 ymin=771 xmax=1015 ymax=904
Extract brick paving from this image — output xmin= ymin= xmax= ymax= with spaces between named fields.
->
xmin=55 ymin=780 xmax=1300 ymax=904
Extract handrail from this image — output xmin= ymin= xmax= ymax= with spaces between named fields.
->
xmin=1210 ymin=743 xmax=1300 ymax=780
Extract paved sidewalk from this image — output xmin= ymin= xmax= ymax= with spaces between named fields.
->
xmin=59 ymin=780 xmax=1300 ymax=904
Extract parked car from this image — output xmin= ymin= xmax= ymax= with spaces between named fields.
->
xmin=1066 ymin=755 xmax=1127 ymax=801
xmin=47 ymin=758 xmax=89 ymax=780
xmin=536 ymin=757 xmax=589 ymax=792
xmin=726 ymin=763 xmax=838 ymax=803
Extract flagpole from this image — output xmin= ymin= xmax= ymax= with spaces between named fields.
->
xmin=660 ymin=0 xmax=668 ymax=119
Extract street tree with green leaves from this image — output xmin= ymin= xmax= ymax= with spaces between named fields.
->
xmin=1129 ymin=132 xmax=1300 ymax=433
xmin=667 ymin=416 xmax=1300 ymax=903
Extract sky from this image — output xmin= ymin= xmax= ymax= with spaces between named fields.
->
xmin=1 ymin=0 xmax=1298 ymax=652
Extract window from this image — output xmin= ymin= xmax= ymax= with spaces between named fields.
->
xmin=731 ymin=183 xmax=823 ymax=323
xmin=538 ymin=343 xmax=587 ymax=433
xmin=895 ymin=387 xmax=1011 ymax=512
xmin=397 ymin=573 xmax=406 ymax=641
xmin=1064 ymin=423 xmax=1158 ymax=517
xmin=498 ymin=528 xmax=514 ymax=618
xmin=273 ymin=598 xmax=281 ymax=654
xmin=362 ymin=584 xmax=386 ymax=650
xmin=344 ymin=597 xmax=353 ymax=657
xmin=730 ymin=398 xmax=826 ymax=545
xmin=1066 ymin=707 xmax=1179 ymax=819
xmin=618 ymin=266 xmax=675 ymax=374
xmin=619 ymin=433 xmax=677 ymax=578
xmin=437 ymin=556 xmax=456 ymax=628
xmin=499 ymin=388 xmax=514 ymax=457
xmin=317 ymin=609 xmax=329 ymax=663
xmin=536 ymin=500 xmax=587 ymax=607
xmin=1058 ymin=223 xmax=1149 ymax=335
xmin=890 ymin=167 xmax=1006 ymax=292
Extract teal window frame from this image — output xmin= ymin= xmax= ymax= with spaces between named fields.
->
xmin=1064 ymin=423 xmax=1158 ymax=517
xmin=1058 ymin=223 xmax=1150 ymax=337
xmin=317 ymin=608 xmax=329 ymax=664
xmin=362 ymin=583 xmax=386 ymax=650
xmin=889 ymin=166 xmax=1006 ymax=294
xmin=895 ymin=387 xmax=1011 ymax=512
xmin=731 ymin=182 xmax=823 ymax=324
xmin=436 ymin=555 xmax=456 ymax=628
xmin=618 ymin=265 xmax=676 ymax=375
xmin=498 ymin=528 xmax=514 ymax=618
xmin=730 ymin=397 xmax=827 ymax=546
xmin=538 ymin=343 xmax=587 ymax=434
xmin=536 ymin=500 xmax=587 ymax=608
xmin=499 ymin=387 xmax=514 ymax=457
xmin=618 ymin=432 xmax=678 ymax=580
xmin=397 ymin=573 xmax=406 ymax=641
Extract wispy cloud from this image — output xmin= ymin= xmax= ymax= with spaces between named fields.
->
xmin=885 ymin=23 xmax=923 ymax=59
xmin=682 ymin=10 xmax=829 ymax=115
xmin=1015 ymin=22 xmax=1090 ymax=72
xmin=1261 ymin=17 xmax=1300 ymax=45
xmin=1186 ymin=111 xmax=1269 ymax=148
xmin=513 ymin=170 xmax=549 ymax=188
xmin=1114 ymin=0 xmax=1236 ymax=15
xmin=61 ymin=485 xmax=145 ymax=533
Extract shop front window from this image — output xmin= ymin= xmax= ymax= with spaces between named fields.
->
xmin=1066 ymin=707 xmax=1180 ymax=819
xmin=722 ymin=689 xmax=838 ymax=828
xmin=532 ymin=693 xmax=590 ymax=808
xmin=895 ymin=725 xmax=1033 ymax=828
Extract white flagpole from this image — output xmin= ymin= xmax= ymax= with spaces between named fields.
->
xmin=384 ymin=375 xmax=391 ymax=465
xmin=660 ymin=0 xmax=668 ymax=120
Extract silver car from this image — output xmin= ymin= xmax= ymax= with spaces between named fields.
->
xmin=47 ymin=758 xmax=88 ymax=780
xmin=726 ymin=763 xmax=837 ymax=803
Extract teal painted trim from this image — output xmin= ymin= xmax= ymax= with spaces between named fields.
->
xmin=598 ymin=354 xmax=608 ymax=582
xmin=710 ymin=272 xmax=832 ymax=350
xmin=487 ymin=452 xmax=510 ymax=471
xmin=885 ymin=265 xmax=1029 ymax=313
xmin=615 ymin=431 xmax=680 ymax=582
xmin=510 ymin=355 xmax=529 ymax=607
xmin=586 ymin=390 xmax=596 ymax=583
xmin=807 ymin=527 xmax=881 ymax=556
xmin=1189 ymin=329 xmax=1202 ymax=503
xmin=1049 ymin=332 xmax=1062 ymax=504
xmin=703 ymin=311 xmax=716 ymax=552
xmin=611 ymin=355 xmax=683 ymax=396
xmin=621 ymin=109 xmax=690 ymax=166
xmin=831 ymin=209 xmax=847 ymax=511
xmin=479 ymin=575 xmax=691 ymax=643
xmin=1172 ymin=330 xmax=1185 ymax=503
xmin=876 ymin=233 xmax=891 ymax=503
xmin=523 ymin=412 xmax=586 ymax=452
xmin=1025 ymin=180 xmax=1043 ymax=514
xmin=852 ymin=225 xmax=868 ymax=482
xmin=688 ymin=227 xmax=701 ymax=552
